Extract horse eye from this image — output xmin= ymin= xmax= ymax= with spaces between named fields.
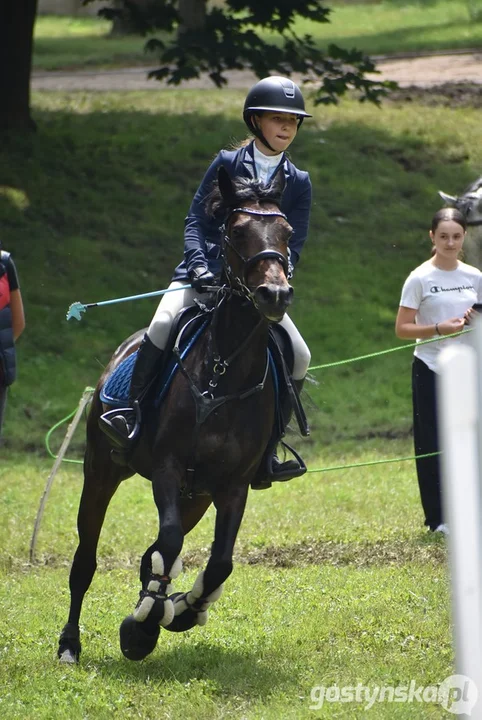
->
xmin=231 ymin=225 xmax=246 ymax=240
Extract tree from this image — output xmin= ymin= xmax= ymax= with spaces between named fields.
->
xmin=0 ymin=0 xmax=38 ymax=131
xmin=97 ymin=0 xmax=394 ymax=105
xmin=0 ymin=1 xmax=394 ymax=133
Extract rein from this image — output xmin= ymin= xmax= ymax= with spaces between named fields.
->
xmin=173 ymin=295 xmax=270 ymax=492
xmin=173 ymin=204 xmax=289 ymax=490
xmin=173 ymin=294 xmax=270 ymax=424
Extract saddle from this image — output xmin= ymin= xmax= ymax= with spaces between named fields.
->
xmin=100 ymin=306 xmax=309 ymax=486
xmin=100 ymin=306 xmax=209 ymax=409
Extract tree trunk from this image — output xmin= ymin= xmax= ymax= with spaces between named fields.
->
xmin=110 ymin=0 xmax=152 ymax=36
xmin=0 ymin=0 xmax=38 ymax=132
xmin=178 ymin=0 xmax=206 ymax=35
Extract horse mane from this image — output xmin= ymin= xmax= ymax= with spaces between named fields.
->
xmin=205 ymin=175 xmax=283 ymax=217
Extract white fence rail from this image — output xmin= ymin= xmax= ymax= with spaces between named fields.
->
xmin=438 ymin=316 xmax=482 ymax=718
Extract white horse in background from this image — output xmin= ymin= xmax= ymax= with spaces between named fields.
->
xmin=439 ymin=177 xmax=482 ymax=270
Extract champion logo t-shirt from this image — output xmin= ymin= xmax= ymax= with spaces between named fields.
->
xmin=399 ymin=259 xmax=482 ymax=372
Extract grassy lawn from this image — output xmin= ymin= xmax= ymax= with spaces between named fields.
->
xmin=1 ymin=76 xmax=480 ymax=717
xmin=3 ymin=87 xmax=480 ymax=453
xmin=1 ymin=446 xmax=450 ymax=719
xmin=33 ymin=15 xmax=159 ymax=71
xmin=33 ymin=1 xmax=482 ymax=72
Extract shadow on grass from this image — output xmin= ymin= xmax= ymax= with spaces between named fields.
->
xmin=97 ymin=640 xmax=296 ymax=695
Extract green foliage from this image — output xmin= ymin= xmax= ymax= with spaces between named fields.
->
xmin=33 ymin=2 xmax=482 ymax=72
xmin=90 ymin=0 xmax=392 ymax=104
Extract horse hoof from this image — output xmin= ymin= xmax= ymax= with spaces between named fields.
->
xmin=58 ymin=649 xmax=78 ymax=664
xmin=163 ymin=592 xmax=201 ymax=633
xmin=119 ymin=614 xmax=160 ymax=661
xmin=58 ymin=622 xmax=81 ymax=663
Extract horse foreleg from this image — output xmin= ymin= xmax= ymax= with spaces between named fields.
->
xmin=165 ymin=484 xmax=248 ymax=632
xmin=120 ymin=461 xmax=185 ymax=661
xmin=58 ymin=460 xmax=123 ymax=664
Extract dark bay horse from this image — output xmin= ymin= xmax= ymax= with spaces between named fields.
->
xmin=58 ymin=166 xmax=296 ymax=663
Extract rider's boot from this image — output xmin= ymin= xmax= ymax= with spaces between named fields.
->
xmin=270 ymin=377 xmax=308 ymax=481
xmin=252 ymin=378 xmax=308 ymax=489
xmin=99 ymin=334 xmax=164 ymax=451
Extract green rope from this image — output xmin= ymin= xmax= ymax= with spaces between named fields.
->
xmin=45 ymin=327 xmax=469 ymax=469
xmin=308 ymin=328 xmax=472 ymax=371
xmin=44 ymin=388 xmax=95 ymax=465
xmin=307 ymin=451 xmax=440 ymax=474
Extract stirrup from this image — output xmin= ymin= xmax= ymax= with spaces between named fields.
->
xmin=251 ymin=441 xmax=307 ymax=490
xmin=99 ymin=401 xmax=142 ymax=450
xmin=269 ymin=443 xmax=307 ymax=482
xmin=271 ymin=456 xmax=305 ymax=480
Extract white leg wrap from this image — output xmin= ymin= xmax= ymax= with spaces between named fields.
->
xmin=165 ymin=556 xmax=183 ymax=596
xmin=172 ymin=570 xmax=224 ymax=625
xmin=133 ymin=551 xmax=179 ymax=626
xmin=159 ymin=598 xmax=175 ymax=627
xmin=170 ymin=555 xmax=183 ymax=580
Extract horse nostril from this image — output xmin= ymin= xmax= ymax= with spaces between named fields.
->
xmin=254 ymin=284 xmax=293 ymax=308
xmin=255 ymin=286 xmax=273 ymax=306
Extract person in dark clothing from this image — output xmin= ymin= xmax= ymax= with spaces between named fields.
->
xmin=100 ymin=76 xmax=313 ymax=484
xmin=0 ymin=245 xmax=25 ymax=441
xmin=395 ymin=208 xmax=482 ymax=534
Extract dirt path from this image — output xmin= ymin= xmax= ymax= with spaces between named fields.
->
xmin=31 ymin=51 xmax=482 ymax=91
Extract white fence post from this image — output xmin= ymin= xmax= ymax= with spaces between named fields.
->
xmin=438 ymin=326 xmax=482 ymax=718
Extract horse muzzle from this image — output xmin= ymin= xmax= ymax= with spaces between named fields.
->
xmin=253 ymin=283 xmax=293 ymax=321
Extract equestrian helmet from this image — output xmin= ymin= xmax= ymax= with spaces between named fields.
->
xmin=243 ymin=76 xmax=312 ymax=135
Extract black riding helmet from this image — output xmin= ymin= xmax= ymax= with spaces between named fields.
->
xmin=243 ymin=76 xmax=312 ymax=151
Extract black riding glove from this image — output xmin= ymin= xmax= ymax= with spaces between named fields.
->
xmin=189 ymin=266 xmax=216 ymax=293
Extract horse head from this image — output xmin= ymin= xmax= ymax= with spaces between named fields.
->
xmin=207 ymin=166 xmax=294 ymax=322
xmin=438 ymin=177 xmax=482 ymax=269
xmin=439 ymin=176 xmax=482 ymax=227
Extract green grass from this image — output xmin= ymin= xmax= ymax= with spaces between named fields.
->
xmin=293 ymin=0 xmax=482 ymax=55
xmin=1 ymin=81 xmax=477 ymax=718
xmin=33 ymin=1 xmax=482 ymax=72
xmin=4 ymin=87 xmax=481 ymax=454
xmin=0 ymin=447 xmax=451 ymax=719
xmin=33 ymin=15 xmax=159 ymax=70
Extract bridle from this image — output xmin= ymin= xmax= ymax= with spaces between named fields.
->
xmin=173 ymin=206 xmax=292 ymax=480
xmin=221 ymin=206 xmax=291 ymax=296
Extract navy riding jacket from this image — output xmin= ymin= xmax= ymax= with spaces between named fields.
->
xmin=172 ymin=141 xmax=312 ymax=281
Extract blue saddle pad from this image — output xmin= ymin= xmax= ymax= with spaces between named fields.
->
xmin=100 ymin=318 xmax=210 ymax=408
xmin=100 ymin=352 xmax=137 ymax=407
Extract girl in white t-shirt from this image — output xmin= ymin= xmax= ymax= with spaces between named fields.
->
xmin=395 ymin=207 xmax=482 ymax=534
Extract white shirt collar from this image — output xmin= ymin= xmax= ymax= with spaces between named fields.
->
xmin=252 ymin=143 xmax=283 ymax=168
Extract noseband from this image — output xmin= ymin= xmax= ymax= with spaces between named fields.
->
xmin=222 ymin=207 xmax=290 ymax=293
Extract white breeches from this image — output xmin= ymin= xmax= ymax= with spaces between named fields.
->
xmin=147 ymin=281 xmax=311 ymax=380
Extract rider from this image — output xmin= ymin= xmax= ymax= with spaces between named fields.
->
xmin=100 ymin=75 xmax=313 ymax=484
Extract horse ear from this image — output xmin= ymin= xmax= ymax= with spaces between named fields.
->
xmin=217 ymin=166 xmax=237 ymax=206
xmin=269 ymin=167 xmax=286 ymax=196
xmin=438 ymin=190 xmax=457 ymax=205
